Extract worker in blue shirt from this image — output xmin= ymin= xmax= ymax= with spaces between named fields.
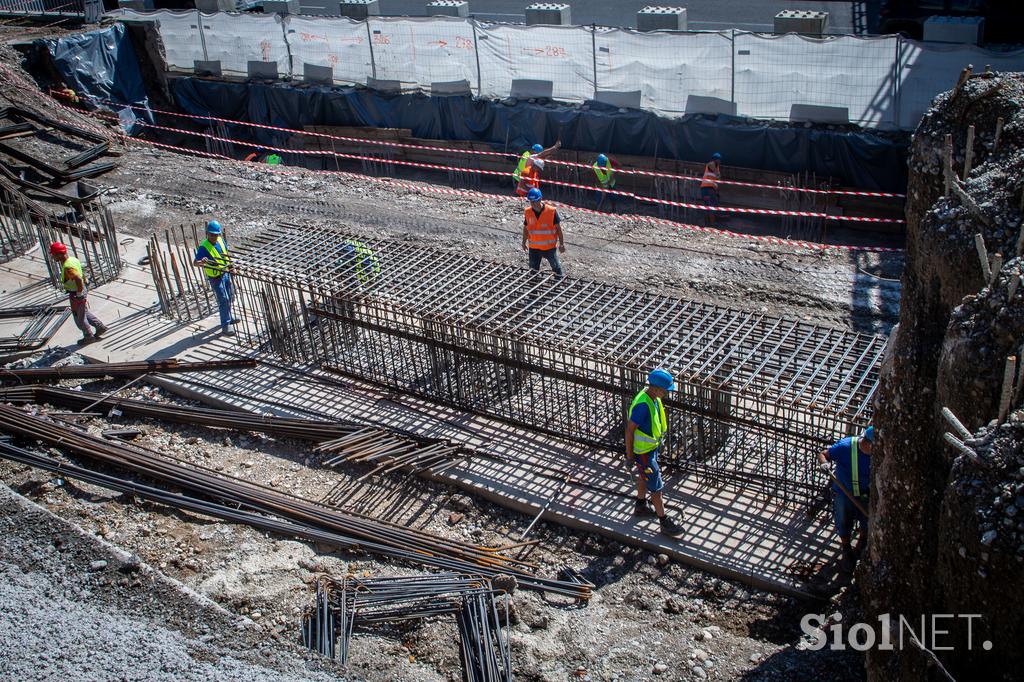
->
xmin=818 ymin=426 xmax=874 ymax=572
xmin=626 ymin=369 xmax=684 ymax=538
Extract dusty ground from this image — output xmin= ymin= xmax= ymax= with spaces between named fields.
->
xmin=0 ymin=374 xmax=864 ymax=681
xmin=0 ymin=24 xmax=894 ymax=681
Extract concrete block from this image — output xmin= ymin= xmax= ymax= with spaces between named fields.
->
xmin=685 ymin=94 xmax=736 ymax=117
xmin=263 ymin=0 xmax=298 ymax=13
xmin=247 ymin=60 xmax=279 ymax=80
xmin=923 ymin=16 xmax=984 ymax=44
xmin=303 ymin=63 xmax=333 ymax=85
xmin=299 ymin=0 xmax=340 ymax=15
xmin=84 ymin=0 xmax=104 ymax=21
xmin=510 ymin=78 xmax=553 ymax=99
xmin=195 ymin=0 xmax=236 ymax=11
xmin=431 ymin=79 xmax=472 ymax=95
xmin=117 ymin=0 xmax=153 ymax=9
xmin=427 ymin=0 xmax=467 ymax=17
xmin=636 ymin=6 xmax=686 ymax=32
xmin=594 ymin=90 xmax=641 ymax=109
xmin=367 ymin=76 xmax=402 ymax=93
xmin=773 ymin=9 xmax=827 ymax=35
xmin=338 ymin=0 xmax=378 ymax=18
xmin=789 ymin=103 xmax=848 ymax=125
xmin=524 ymin=3 xmax=570 ymax=26
xmin=194 ymin=60 xmax=222 ymax=76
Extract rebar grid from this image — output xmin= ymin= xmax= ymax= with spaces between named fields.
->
xmin=151 ymin=222 xmax=881 ymax=507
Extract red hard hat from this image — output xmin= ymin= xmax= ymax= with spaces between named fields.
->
xmin=49 ymin=241 xmax=67 ymax=256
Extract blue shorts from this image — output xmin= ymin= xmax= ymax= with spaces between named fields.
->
xmin=833 ymin=490 xmax=868 ymax=538
xmin=633 ymin=448 xmax=664 ymax=493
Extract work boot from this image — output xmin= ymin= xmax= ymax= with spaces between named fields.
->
xmin=633 ymin=498 xmax=656 ymax=517
xmin=659 ymin=514 xmax=684 ymax=538
xmin=94 ymin=325 xmax=109 ymax=337
xmin=77 ymin=335 xmax=97 ymax=345
xmin=222 ymin=327 xmax=236 ymax=337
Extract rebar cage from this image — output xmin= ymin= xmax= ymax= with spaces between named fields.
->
xmin=151 ymin=222 xmax=883 ymax=507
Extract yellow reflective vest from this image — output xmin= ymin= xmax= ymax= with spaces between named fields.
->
xmin=630 ymin=389 xmax=667 ymax=454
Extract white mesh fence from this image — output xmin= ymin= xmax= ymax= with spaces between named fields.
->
xmin=108 ymin=10 xmax=1024 ymax=131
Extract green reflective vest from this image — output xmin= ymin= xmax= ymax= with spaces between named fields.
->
xmin=851 ymin=437 xmax=862 ymax=497
xmin=61 ymin=255 xmax=83 ymax=292
xmin=199 ymin=237 xmax=230 ymax=279
xmin=593 ymin=163 xmax=615 ymax=188
xmin=630 ymin=389 xmax=667 ymax=455
xmin=343 ymin=239 xmax=381 ymax=287
xmin=512 ymin=151 xmax=531 ymax=182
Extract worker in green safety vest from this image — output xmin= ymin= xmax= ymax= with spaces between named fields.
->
xmin=49 ymin=241 xmax=108 ymax=345
xmin=512 ymin=140 xmax=561 ymax=187
xmin=592 ymin=153 xmax=618 ymax=211
xmin=626 ymin=369 xmax=684 ymax=538
xmin=818 ymin=426 xmax=874 ymax=573
xmin=192 ymin=220 xmax=239 ymax=336
xmin=339 ymin=239 xmax=380 ymax=291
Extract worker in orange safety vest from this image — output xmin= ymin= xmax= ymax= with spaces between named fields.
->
xmin=521 ymin=188 xmax=564 ymax=277
xmin=700 ymin=152 xmax=722 ymax=225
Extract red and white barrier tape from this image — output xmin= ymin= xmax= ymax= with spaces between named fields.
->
xmin=107 ymin=125 xmax=903 ymax=253
xmin=56 ymin=89 xmax=906 ymax=200
xmin=126 ymin=116 xmax=904 ymax=224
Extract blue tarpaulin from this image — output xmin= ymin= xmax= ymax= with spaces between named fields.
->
xmin=45 ymin=24 xmax=153 ymax=124
xmin=170 ymin=77 xmax=909 ymax=193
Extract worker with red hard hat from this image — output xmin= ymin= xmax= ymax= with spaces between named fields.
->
xmin=49 ymin=241 xmax=107 ymax=345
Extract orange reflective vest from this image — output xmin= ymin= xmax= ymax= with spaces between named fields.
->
xmin=516 ymin=163 xmax=540 ymax=196
xmin=524 ymin=204 xmax=558 ymax=250
xmin=700 ymin=161 xmax=720 ymax=189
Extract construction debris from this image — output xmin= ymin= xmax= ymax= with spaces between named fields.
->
xmin=303 ymin=573 xmax=512 ymax=681
xmin=0 ymin=404 xmax=590 ymax=600
xmin=0 ymin=357 xmax=256 ymax=383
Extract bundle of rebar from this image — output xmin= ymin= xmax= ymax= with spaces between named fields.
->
xmin=0 ymin=306 xmax=69 ymax=353
xmin=0 ymin=358 xmax=257 ymax=383
xmin=303 ymin=573 xmax=512 ymax=681
xmin=0 ymin=404 xmax=589 ymax=600
xmin=0 ymin=384 xmax=467 ymax=477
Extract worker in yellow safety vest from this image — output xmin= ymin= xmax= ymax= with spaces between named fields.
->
xmin=626 ymin=369 xmax=684 ymax=537
xmin=592 ymin=153 xmax=618 ymax=211
xmin=818 ymin=426 xmax=874 ymax=573
xmin=700 ymin=152 xmax=722 ymax=225
xmin=192 ymin=219 xmax=239 ymax=336
xmin=49 ymin=241 xmax=107 ymax=345
xmin=512 ymin=140 xmax=561 ymax=188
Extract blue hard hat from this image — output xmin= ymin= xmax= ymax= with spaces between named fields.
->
xmin=206 ymin=220 xmax=222 ymax=234
xmin=596 ymin=154 xmax=608 ymax=166
xmin=863 ymin=426 xmax=875 ymax=442
xmin=526 ymin=188 xmax=543 ymax=202
xmin=648 ymin=369 xmax=676 ymax=391
xmin=711 ymin=152 xmax=722 ymax=160
xmin=531 ymin=144 xmax=543 ymax=153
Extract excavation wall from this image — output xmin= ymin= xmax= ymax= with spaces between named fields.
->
xmin=866 ymin=72 xmax=1024 ymax=679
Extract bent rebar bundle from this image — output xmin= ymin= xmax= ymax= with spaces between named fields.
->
xmin=0 ymin=404 xmax=589 ymax=599
xmin=303 ymin=573 xmax=512 ymax=681
xmin=151 ymin=222 xmax=882 ymax=507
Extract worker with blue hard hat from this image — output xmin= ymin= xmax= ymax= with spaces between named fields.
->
xmin=818 ymin=425 xmax=875 ymax=573
xmin=512 ymin=139 xmax=561 ymax=189
xmin=626 ymin=368 xmax=684 ymax=537
xmin=592 ymin=152 xmax=618 ymax=212
xmin=522 ymin=188 xmax=565 ymax=278
xmin=700 ymin=152 xmax=723 ymax=226
xmin=192 ymin=219 xmax=239 ymax=336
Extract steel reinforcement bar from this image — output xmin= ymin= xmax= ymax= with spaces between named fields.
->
xmin=152 ymin=222 xmax=882 ymax=507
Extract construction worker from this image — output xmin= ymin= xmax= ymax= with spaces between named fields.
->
xmin=512 ymin=140 xmax=561 ymax=189
xmin=515 ymin=157 xmax=545 ymax=197
xmin=592 ymin=153 xmax=617 ymax=211
xmin=192 ymin=220 xmax=239 ymax=336
xmin=817 ymin=426 xmax=874 ymax=573
xmin=700 ymin=152 xmax=722 ymax=225
xmin=627 ymin=369 xmax=684 ymax=537
xmin=521 ymin=188 xmax=564 ymax=277
xmin=49 ymin=241 xmax=107 ymax=345
xmin=339 ymin=239 xmax=381 ymax=291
